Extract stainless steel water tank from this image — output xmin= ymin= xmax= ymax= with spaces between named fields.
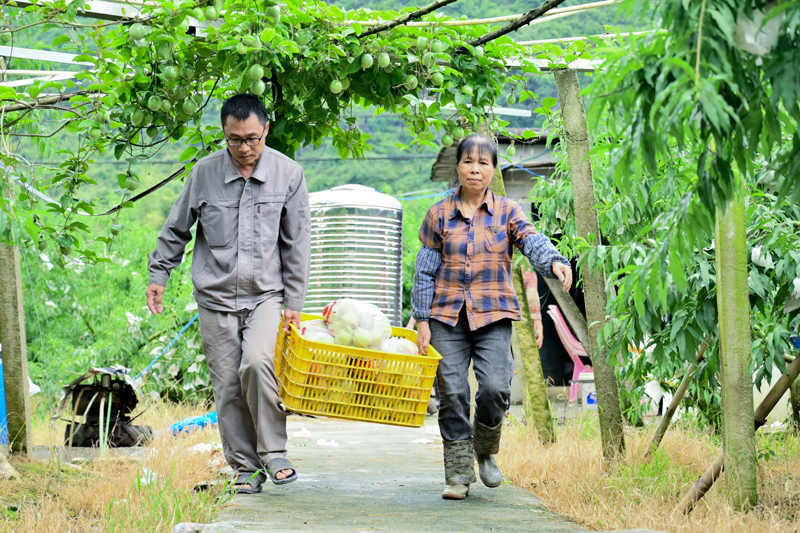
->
xmin=304 ymin=184 xmax=403 ymax=326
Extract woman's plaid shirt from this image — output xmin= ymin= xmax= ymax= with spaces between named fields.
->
xmin=412 ymin=188 xmax=569 ymax=331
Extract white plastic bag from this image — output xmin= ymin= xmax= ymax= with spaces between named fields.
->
xmin=322 ymin=299 xmax=392 ymax=349
xmin=298 ymin=319 xmax=335 ymax=344
xmin=380 ymin=337 xmax=419 ymax=356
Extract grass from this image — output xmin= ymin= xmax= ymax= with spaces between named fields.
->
xmin=497 ymin=411 xmax=800 ymax=533
xmin=0 ymin=400 xmax=229 ymax=533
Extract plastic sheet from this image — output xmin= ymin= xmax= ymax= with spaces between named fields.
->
xmin=322 ymin=299 xmax=392 ymax=350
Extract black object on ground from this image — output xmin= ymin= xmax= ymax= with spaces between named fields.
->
xmin=53 ymin=366 xmax=152 ymax=447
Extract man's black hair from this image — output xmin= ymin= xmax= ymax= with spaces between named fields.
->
xmin=220 ymin=94 xmax=269 ymax=129
xmin=456 ymin=134 xmax=498 ymax=168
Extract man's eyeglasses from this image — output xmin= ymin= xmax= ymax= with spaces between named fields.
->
xmin=225 ymin=126 xmax=266 ymax=147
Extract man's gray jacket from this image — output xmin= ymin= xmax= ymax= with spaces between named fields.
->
xmin=148 ymin=147 xmax=311 ymax=312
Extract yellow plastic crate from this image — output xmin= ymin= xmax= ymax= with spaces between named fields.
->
xmin=275 ymin=313 xmax=441 ymax=428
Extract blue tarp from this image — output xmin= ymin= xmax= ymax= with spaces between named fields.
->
xmin=169 ymin=411 xmax=218 ymax=436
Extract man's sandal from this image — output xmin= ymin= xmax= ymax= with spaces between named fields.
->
xmin=266 ymin=458 xmax=298 ymax=485
xmin=227 ymin=472 xmax=263 ymax=494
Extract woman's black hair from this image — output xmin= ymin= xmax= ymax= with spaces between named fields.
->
xmin=220 ymin=94 xmax=269 ymax=129
xmin=455 ymin=134 xmax=497 ymax=168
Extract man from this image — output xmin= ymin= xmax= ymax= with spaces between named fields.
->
xmin=146 ymin=94 xmax=311 ymax=493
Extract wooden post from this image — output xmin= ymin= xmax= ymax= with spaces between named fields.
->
xmin=541 ymin=276 xmax=589 ymax=350
xmin=0 ymin=243 xmax=32 ymax=454
xmin=553 ymin=68 xmax=625 ymax=461
xmin=714 ymin=194 xmax=758 ymax=510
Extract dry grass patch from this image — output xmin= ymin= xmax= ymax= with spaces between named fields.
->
xmin=497 ymin=413 xmax=800 ymax=533
xmin=1 ymin=400 xmax=229 ymax=533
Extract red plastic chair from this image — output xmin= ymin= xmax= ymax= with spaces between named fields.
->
xmin=546 ymin=304 xmax=592 ymax=404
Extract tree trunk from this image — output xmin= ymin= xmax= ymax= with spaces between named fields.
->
xmin=0 ymin=243 xmax=32 ymax=455
xmin=513 ymin=261 xmax=556 ymax=444
xmin=553 ymin=68 xmax=625 ymax=461
xmin=714 ymin=195 xmax=758 ymax=510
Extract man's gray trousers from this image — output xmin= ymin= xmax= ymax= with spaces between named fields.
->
xmin=198 ymin=296 xmax=285 ymax=481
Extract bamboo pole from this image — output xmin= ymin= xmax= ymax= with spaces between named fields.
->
xmin=676 ymin=354 xmax=800 ymax=515
xmin=644 ymin=341 xmax=710 ymax=460
xmin=518 ymin=30 xmax=658 ymax=45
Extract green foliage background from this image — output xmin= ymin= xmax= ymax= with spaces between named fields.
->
xmin=9 ymin=0 xmax=632 ymax=408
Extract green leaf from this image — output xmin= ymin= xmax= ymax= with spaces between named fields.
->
xmin=114 ymin=143 xmax=126 ymax=161
xmin=69 ymin=94 xmax=93 ymax=104
xmin=52 ymin=34 xmax=71 ymax=47
xmin=180 ymin=146 xmax=198 ymax=161
xmin=345 ymin=59 xmax=361 ymax=75
xmin=260 ymin=28 xmax=275 ymax=43
xmin=66 ymin=0 xmax=85 ymax=20
xmin=669 ymin=247 xmax=686 ymax=293
xmin=542 ymin=97 xmax=557 ymax=109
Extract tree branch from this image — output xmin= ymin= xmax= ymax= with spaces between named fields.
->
xmin=6 ymin=121 xmax=72 ymax=138
xmin=464 ymin=0 xmax=568 ymax=48
xmin=357 ymin=0 xmax=460 ymax=39
xmin=0 ymin=91 xmax=97 ymax=114
xmin=644 ymin=338 xmax=711 ymax=461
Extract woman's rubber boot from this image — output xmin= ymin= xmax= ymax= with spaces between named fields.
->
xmin=442 ymin=483 xmax=470 ymax=500
xmin=474 ymin=420 xmax=504 ymax=488
xmin=442 ymin=438 xmax=476 ymax=500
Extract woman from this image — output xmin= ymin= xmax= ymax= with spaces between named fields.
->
xmin=412 ymin=134 xmax=572 ymax=500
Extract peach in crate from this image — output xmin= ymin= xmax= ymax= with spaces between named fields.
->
xmin=275 ymin=312 xmax=440 ymax=428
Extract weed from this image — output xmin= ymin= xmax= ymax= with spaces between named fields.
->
xmin=498 ymin=412 xmax=800 ymax=532
xmin=0 ymin=400 xmax=227 ymax=533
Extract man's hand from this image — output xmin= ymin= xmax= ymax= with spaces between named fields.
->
xmin=552 ymin=262 xmax=573 ymax=293
xmin=416 ymin=320 xmax=431 ymax=355
xmin=146 ymin=284 xmax=166 ymax=315
xmin=283 ymin=309 xmax=302 ymax=333
xmin=533 ymin=318 xmax=543 ymax=349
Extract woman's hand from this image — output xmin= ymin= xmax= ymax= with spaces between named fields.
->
xmin=533 ymin=318 xmax=543 ymax=349
xmin=416 ymin=320 xmax=431 ymax=355
xmin=552 ymin=261 xmax=573 ymax=292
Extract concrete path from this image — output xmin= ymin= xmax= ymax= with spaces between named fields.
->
xmin=213 ymin=413 xmax=586 ymax=533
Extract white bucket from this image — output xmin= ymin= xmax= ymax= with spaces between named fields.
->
xmin=576 ymin=372 xmax=597 ymax=411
